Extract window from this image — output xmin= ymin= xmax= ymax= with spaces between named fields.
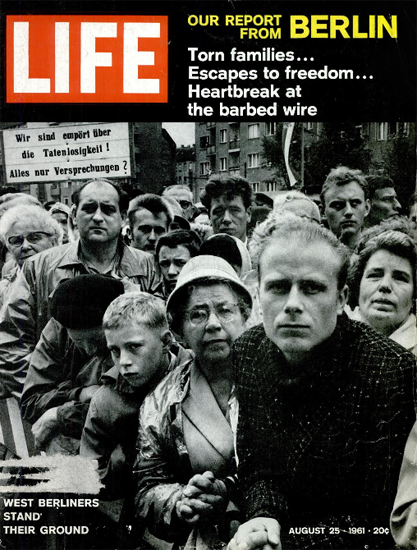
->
xmin=397 ymin=122 xmax=410 ymax=136
xmin=252 ymin=182 xmax=260 ymax=192
xmin=248 ymin=124 xmax=260 ymax=139
xmin=248 ymin=153 xmax=260 ymax=168
xmin=376 ymin=123 xmax=388 ymax=141
xmin=230 ymin=128 xmax=240 ymax=142
xmin=220 ymin=129 xmax=227 ymax=143
xmin=388 ymin=122 xmax=397 ymax=135
xmin=307 ymin=122 xmax=314 ymax=131
xmin=219 ymin=157 xmax=227 ymax=172
xmin=265 ymin=122 xmax=277 ymax=136
xmin=200 ymin=162 xmax=210 ymax=176
xmin=200 ymin=136 xmax=209 ymax=149
xmin=229 ymin=152 xmax=240 ymax=170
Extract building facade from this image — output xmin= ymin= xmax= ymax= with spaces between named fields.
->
xmin=195 ymin=122 xmax=279 ymax=199
xmin=175 ymin=145 xmax=196 ymax=191
xmin=196 ymin=121 xmax=416 ymax=204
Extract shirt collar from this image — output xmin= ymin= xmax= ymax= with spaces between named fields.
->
xmin=78 ymin=244 xmax=121 ymax=276
xmin=56 ymin=239 xmax=152 ymax=277
xmin=258 ymin=315 xmax=349 ymax=405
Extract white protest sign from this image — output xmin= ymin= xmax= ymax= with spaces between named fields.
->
xmin=3 ymin=122 xmax=132 ymax=183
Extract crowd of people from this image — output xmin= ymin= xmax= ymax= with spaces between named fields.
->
xmin=0 ymin=170 xmax=416 ymax=550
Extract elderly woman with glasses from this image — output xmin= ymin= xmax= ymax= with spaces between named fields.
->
xmin=133 ymin=255 xmax=252 ymax=549
xmin=0 ymin=204 xmax=62 ymax=308
xmin=348 ymin=226 xmax=416 ymax=355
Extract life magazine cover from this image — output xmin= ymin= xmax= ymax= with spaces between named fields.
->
xmin=0 ymin=1 xmax=416 ymax=549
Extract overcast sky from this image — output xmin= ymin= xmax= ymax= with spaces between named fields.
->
xmin=162 ymin=123 xmax=195 ymax=147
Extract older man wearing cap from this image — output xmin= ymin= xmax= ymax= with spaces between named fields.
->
xmin=162 ymin=185 xmax=195 ymax=222
xmin=21 ymin=274 xmax=124 ymax=454
xmin=134 ymin=255 xmax=252 ymax=547
xmin=162 ymin=196 xmax=192 ymax=231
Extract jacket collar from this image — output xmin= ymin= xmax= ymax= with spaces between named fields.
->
xmin=101 ymin=364 xmax=119 ymax=383
xmin=168 ymin=358 xmax=194 ymax=404
xmin=56 ymin=239 xmax=152 ymax=277
xmin=256 ymin=314 xmax=350 ymax=407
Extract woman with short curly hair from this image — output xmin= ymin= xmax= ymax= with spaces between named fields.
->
xmin=348 ymin=228 xmax=416 ymax=355
xmin=0 ymin=204 xmax=62 ymax=308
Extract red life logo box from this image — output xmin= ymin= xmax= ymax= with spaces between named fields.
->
xmin=6 ymin=15 xmax=168 ymax=103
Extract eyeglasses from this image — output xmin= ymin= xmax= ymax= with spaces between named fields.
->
xmin=186 ymin=303 xmax=240 ymax=326
xmin=8 ymin=232 xmax=53 ymax=247
xmin=179 ymin=200 xmax=192 ymax=210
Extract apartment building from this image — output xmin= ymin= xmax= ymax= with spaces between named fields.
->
xmin=175 ymin=145 xmax=196 ymax=191
xmin=195 ymin=122 xmax=278 ymax=199
xmin=196 ymin=121 xmax=415 ymax=202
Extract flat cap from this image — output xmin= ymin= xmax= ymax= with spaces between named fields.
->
xmin=51 ymin=275 xmax=124 ymax=329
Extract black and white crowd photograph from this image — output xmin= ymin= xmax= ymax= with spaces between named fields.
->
xmin=0 ymin=121 xmax=416 ymax=550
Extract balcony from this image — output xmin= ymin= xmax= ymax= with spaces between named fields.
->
xmin=199 ymin=136 xmax=210 ymax=149
xmin=207 ymin=145 xmax=216 ymax=155
xmin=228 ymin=140 xmax=240 ymax=152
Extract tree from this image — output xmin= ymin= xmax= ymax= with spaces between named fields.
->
xmin=262 ymin=123 xmax=372 ymax=193
xmin=385 ymin=126 xmax=416 ymax=207
xmin=175 ymin=145 xmax=195 ymax=163
xmin=262 ymin=123 xmax=291 ymax=189
xmin=304 ymin=123 xmax=372 ymax=193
